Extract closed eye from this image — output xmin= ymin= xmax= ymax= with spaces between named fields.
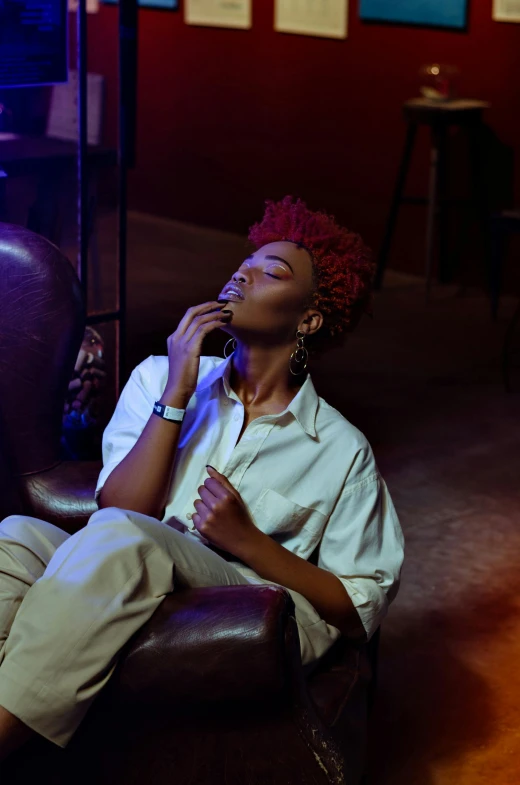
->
xmin=265 ymin=273 xmax=281 ymax=279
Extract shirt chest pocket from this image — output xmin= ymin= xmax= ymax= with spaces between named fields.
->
xmin=252 ymin=488 xmax=327 ymax=537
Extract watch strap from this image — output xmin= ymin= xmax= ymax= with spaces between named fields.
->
xmin=153 ymin=402 xmax=185 ymax=423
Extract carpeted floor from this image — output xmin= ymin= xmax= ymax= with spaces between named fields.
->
xmin=81 ymin=211 xmax=520 ymax=784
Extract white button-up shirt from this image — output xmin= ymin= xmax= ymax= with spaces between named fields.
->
xmin=96 ymin=355 xmax=404 ymax=640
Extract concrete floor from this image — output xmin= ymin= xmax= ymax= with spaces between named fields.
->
xmin=82 ymin=210 xmax=520 ymax=784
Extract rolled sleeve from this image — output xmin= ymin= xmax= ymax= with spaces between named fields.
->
xmin=317 ymin=472 xmax=404 ymax=640
xmin=95 ymin=357 xmax=159 ymax=499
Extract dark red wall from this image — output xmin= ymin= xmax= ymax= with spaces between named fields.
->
xmin=88 ymin=1 xmax=520 ymax=277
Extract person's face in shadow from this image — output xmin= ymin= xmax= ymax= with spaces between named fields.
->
xmin=218 ymin=241 xmax=322 ymax=348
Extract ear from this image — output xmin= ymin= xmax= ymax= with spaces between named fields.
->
xmin=298 ymin=309 xmax=323 ymax=337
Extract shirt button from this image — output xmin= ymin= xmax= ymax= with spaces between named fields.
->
xmin=186 ymin=512 xmax=193 ymax=520
xmin=223 ymin=400 xmax=229 ymax=406
xmin=234 ymin=414 xmax=241 ymax=422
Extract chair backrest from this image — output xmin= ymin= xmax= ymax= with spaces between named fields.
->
xmin=0 ymin=223 xmax=85 ymax=475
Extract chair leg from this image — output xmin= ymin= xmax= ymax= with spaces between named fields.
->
xmin=425 ymin=125 xmax=441 ymax=301
xmin=375 ymin=122 xmax=417 ymax=290
xmin=468 ymin=122 xmax=492 ymax=299
xmin=436 ymin=125 xmax=451 ymax=285
xmin=489 ymin=219 xmax=508 ymax=321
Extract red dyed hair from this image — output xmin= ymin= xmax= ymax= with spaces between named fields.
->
xmin=248 ymin=196 xmax=375 ymax=351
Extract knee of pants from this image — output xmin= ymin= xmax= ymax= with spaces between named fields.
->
xmin=87 ymin=506 xmax=158 ymax=529
xmin=0 ymin=515 xmax=69 ymax=550
xmin=86 ymin=507 xmax=169 ymax=549
xmin=41 ymin=511 xmax=174 ymax=597
xmin=0 ymin=515 xmax=30 ymax=538
xmin=67 ymin=507 xmax=167 ymax=568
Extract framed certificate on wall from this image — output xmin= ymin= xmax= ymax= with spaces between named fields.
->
xmin=493 ymin=0 xmax=520 ymax=22
xmin=274 ymin=0 xmax=348 ymax=39
xmin=185 ymin=0 xmax=251 ymax=28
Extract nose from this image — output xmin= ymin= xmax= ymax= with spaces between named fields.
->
xmin=232 ymin=270 xmax=247 ymax=284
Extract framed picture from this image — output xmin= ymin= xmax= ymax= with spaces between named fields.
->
xmin=274 ymin=0 xmax=348 ymax=39
xmin=493 ymin=0 xmax=520 ymax=22
xmin=185 ymin=0 xmax=251 ymax=29
xmin=359 ymin=0 xmax=468 ymax=29
xmin=103 ymin=0 xmax=178 ymax=9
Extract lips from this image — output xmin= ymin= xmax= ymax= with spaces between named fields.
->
xmin=219 ymin=285 xmax=245 ymax=302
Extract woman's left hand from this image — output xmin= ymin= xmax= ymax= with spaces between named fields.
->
xmin=192 ymin=466 xmax=261 ymax=558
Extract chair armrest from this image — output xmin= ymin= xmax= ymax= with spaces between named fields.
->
xmin=20 ymin=459 xmax=101 ymax=534
xmin=113 ymin=585 xmax=301 ymax=705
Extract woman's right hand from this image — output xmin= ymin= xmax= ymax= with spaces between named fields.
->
xmin=160 ymin=302 xmax=231 ymax=408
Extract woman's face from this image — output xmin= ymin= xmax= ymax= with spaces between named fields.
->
xmin=218 ymin=241 xmax=318 ymax=344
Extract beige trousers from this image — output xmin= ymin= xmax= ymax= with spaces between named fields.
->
xmin=0 ymin=508 xmax=339 ymax=747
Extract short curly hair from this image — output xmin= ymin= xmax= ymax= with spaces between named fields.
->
xmin=248 ymin=196 xmax=375 ymax=351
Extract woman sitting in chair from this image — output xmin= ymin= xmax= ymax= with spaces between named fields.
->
xmin=0 ymin=196 xmax=404 ymax=758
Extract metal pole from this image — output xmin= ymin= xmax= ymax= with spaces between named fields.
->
xmin=116 ymin=163 xmax=127 ymax=396
xmin=77 ymin=0 xmax=89 ymax=297
xmin=117 ymin=0 xmax=138 ymax=393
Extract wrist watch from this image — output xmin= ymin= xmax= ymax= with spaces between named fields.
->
xmin=153 ymin=402 xmax=185 ymax=423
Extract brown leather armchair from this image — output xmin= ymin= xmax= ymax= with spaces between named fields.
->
xmin=0 ymin=224 xmax=375 ymax=785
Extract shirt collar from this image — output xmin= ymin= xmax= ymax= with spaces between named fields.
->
xmin=196 ymin=355 xmax=233 ymax=393
xmin=284 ymin=375 xmax=319 ymax=438
xmin=196 ymin=356 xmax=319 ymax=439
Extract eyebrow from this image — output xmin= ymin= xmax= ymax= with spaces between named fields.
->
xmin=245 ymin=254 xmax=294 ymax=274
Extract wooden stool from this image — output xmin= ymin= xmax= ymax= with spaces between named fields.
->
xmin=375 ymin=98 xmax=491 ymax=299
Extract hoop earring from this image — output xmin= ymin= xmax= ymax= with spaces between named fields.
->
xmin=289 ymin=330 xmax=309 ymax=376
xmin=224 ymin=338 xmax=237 ymax=358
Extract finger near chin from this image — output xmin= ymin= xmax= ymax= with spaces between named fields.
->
xmin=184 ymin=316 xmax=230 ymax=344
xmin=176 ymin=302 xmax=223 ymax=335
xmin=198 ymin=301 xmax=225 ymax=312
xmin=188 ymin=301 xmax=223 ymax=317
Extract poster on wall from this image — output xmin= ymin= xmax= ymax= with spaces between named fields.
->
xmin=359 ymin=0 xmax=468 ymax=29
xmin=274 ymin=0 xmax=348 ymax=39
xmin=493 ymin=0 xmax=520 ymax=22
xmin=103 ymin=0 xmax=178 ymax=9
xmin=185 ymin=0 xmax=251 ymax=28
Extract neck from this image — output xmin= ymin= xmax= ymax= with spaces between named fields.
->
xmin=229 ymin=342 xmax=303 ymax=408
